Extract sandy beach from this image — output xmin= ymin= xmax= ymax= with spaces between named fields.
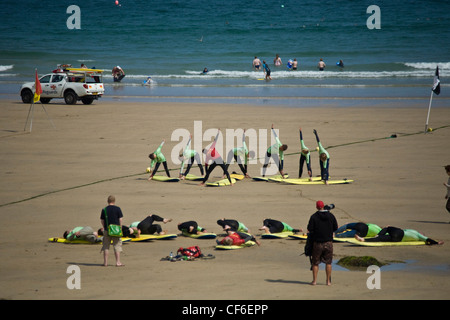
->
xmin=0 ymin=99 xmax=449 ymax=302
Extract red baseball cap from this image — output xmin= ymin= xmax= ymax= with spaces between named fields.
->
xmin=316 ymin=200 xmax=324 ymax=209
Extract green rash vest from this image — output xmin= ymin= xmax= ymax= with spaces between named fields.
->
xmin=179 ymin=138 xmax=198 ymax=173
xmin=150 ymin=141 xmax=166 ymax=169
xmin=366 ymin=223 xmax=382 ymax=237
xmin=267 ymin=128 xmax=284 ymax=160
xmin=317 ymin=141 xmax=330 ymax=168
xmin=66 ymin=226 xmax=84 ymax=240
xmin=281 ymin=222 xmax=294 ymax=232
xmin=238 ymin=222 xmax=249 ymax=233
xmin=402 ymin=229 xmax=428 ymax=242
xmin=233 ymin=135 xmax=249 ymax=165
xmin=300 ymin=137 xmax=310 ymax=164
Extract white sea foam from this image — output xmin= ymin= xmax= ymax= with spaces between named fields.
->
xmin=0 ymin=65 xmax=14 ymax=72
xmin=404 ymin=62 xmax=450 ymax=70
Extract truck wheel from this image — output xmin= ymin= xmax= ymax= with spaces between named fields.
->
xmin=64 ymin=91 xmax=77 ymax=105
xmin=21 ymin=89 xmax=33 ymax=103
xmin=81 ymin=97 xmax=94 ymax=105
xmin=40 ymin=98 xmax=51 ymax=104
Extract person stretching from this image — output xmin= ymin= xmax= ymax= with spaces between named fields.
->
xmin=199 ymin=129 xmax=232 ymax=186
xmin=148 ymin=140 xmax=170 ymax=180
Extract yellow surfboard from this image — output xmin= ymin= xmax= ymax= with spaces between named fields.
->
xmin=206 ymin=178 xmax=236 ymax=187
xmin=215 ymin=241 xmax=256 ymax=250
xmin=181 ymin=231 xmax=217 ymax=239
xmin=261 ymin=231 xmax=294 ymax=239
xmin=252 ymin=174 xmax=289 ymax=182
xmin=283 ymin=179 xmax=353 ymax=185
xmin=151 ymin=175 xmax=180 ymax=182
xmin=344 ymin=238 xmax=426 ymax=246
xmin=66 ymin=67 xmax=105 ymax=73
xmin=48 ymin=237 xmax=131 ymax=244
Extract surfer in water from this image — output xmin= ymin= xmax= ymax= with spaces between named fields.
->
xmin=273 ymin=54 xmax=282 ymax=67
xmin=317 ymin=58 xmax=326 ymax=71
xmin=262 ymin=60 xmax=272 ymax=80
xmin=112 ymin=66 xmax=125 ymax=82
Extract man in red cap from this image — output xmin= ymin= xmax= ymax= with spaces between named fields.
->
xmin=307 ymin=200 xmax=338 ymax=286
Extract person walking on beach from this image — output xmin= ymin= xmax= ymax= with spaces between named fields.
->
xmin=100 ymin=195 xmax=124 ymax=267
xmin=307 ymin=200 xmax=338 ymax=286
xmin=444 ymin=165 xmax=450 ymax=219
xmin=318 ymin=58 xmax=326 ymax=71
xmin=313 ymin=129 xmax=330 ymax=184
xmin=179 ymin=134 xmax=204 ymax=179
xmin=148 ymin=140 xmax=171 ymax=180
xmin=262 ymin=124 xmax=288 ymax=177
xmin=298 ymin=127 xmax=312 ymax=180
xmin=262 ymin=60 xmax=272 ymax=80
xmin=253 ymin=56 xmax=262 ymax=71
xmin=199 ymin=129 xmax=233 ymax=186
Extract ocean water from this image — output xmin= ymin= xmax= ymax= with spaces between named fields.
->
xmin=1 ymin=0 xmax=449 ymax=105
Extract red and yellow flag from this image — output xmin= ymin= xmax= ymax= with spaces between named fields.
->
xmin=33 ymin=69 xmax=42 ymax=103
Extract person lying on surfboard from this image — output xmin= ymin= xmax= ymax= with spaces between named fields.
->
xmin=199 ymin=129 xmax=233 ymax=186
xmin=225 ymin=129 xmax=254 ymax=178
xmin=259 ymin=218 xmax=302 ymax=234
xmin=64 ymin=226 xmax=101 ymax=243
xmin=354 ymin=226 xmax=443 ymax=245
xmin=130 ymin=214 xmax=173 ymax=237
xmin=217 ymin=218 xmax=250 ymax=233
xmin=217 ymin=229 xmax=261 ymax=246
xmin=178 ymin=221 xmax=208 ymax=235
xmin=298 ymin=127 xmax=313 ymax=181
xmin=148 ymin=140 xmax=171 ymax=180
xmin=334 ymin=222 xmax=382 ymax=238
xmin=262 ymin=124 xmax=288 ymax=178
xmin=313 ymin=129 xmax=330 ymax=185
xmin=179 ymin=134 xmax=204 ymax=179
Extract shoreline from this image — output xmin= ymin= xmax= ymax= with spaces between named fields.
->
xmin=0 ymin=99 xmax=449 ymax=300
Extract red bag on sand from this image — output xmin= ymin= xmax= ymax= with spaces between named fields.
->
xmin=177 ymin=246 xmax=202 ymax=258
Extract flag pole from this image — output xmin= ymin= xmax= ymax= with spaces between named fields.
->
xmin=24 ymin=101 xmax=35 ymax=132
xmin=424 ymin=90 xmax=433 ymax=133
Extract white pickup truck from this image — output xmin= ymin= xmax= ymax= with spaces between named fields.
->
xmin=20 ymin=68 xmax=105 ymax=105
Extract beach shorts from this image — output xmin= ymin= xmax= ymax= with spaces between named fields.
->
xmin=311 ymin=241 xmax=333 ymax=265
xmin=101 ymin=234 xmax=123 ymax=253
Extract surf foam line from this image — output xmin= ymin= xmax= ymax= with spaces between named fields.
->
xmin=0 ymin=125 xmax=448 ymax=208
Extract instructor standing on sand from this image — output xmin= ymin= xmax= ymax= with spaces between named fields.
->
xmin=307 ymin=200 xmax=338 ymax=286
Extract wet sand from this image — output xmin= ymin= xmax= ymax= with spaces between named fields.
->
xmin=0 ymin=99 xmax=449 ymax=301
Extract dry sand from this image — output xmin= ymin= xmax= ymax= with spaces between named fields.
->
xmin=0 ymin=99 xmax=449 ymax=301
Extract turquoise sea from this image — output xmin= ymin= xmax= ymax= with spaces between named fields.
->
xmin=0 ymin=0 xmax=449 ymax=106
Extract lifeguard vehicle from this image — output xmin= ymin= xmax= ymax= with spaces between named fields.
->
xmin=20 ymin=66 xmax=105 ymax=105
